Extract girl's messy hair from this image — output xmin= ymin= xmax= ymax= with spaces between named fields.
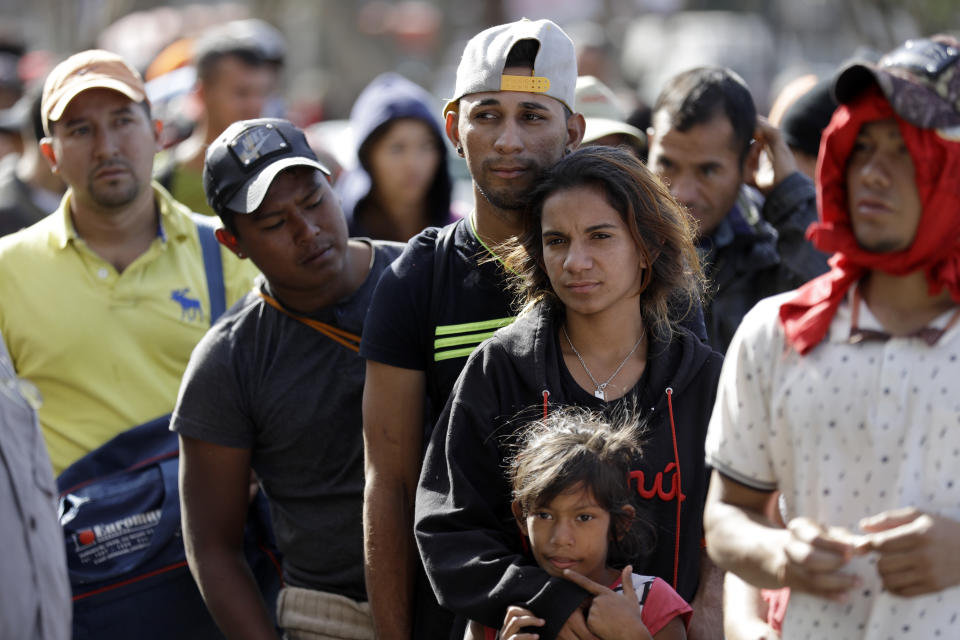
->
xmin=509 ymin=405 xmax=654 ymax=563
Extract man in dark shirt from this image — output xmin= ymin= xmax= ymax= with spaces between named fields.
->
xmin=172 ymin=117 xmax=401 ymax=639
xmin=359 ymin=17 xmax=585 ymax=640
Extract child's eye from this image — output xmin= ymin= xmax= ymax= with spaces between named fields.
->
xmin=576 ymin=514 xmax=594 ymax=522
xmin=533 ymin=511 xmax=552 ymax=520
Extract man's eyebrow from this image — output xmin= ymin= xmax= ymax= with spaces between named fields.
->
xmin=475 ymin=98 xmax=501 ymax=107
xmin=519 ymin=101 xmax=550 ymax=111
xmin=251 ymin=208 xmax=282 ymax=221
xmin=63 ymin=105 xmax=137 ymax=128
xmin=62 ymin=116 xmax=89 ymax=128
xmin=297 ymin=184 xmax=322 ymax=206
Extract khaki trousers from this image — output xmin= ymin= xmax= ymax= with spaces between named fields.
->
xmin=277 ymin=585 xmax=375 ymax=640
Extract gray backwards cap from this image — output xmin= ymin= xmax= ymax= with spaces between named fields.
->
xmin=443 ymin=18 xmax=577 ymax=115
xmin=204 ymin=118 xmax=329 ymax=217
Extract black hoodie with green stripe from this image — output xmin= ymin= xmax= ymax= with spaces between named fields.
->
xmin=415 ymin=301 xmax=723 ymax=640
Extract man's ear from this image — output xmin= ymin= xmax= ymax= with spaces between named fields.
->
xmin=613 ymin=504 xmax=636 ymax=541
xmin=215 ymin=227 xmax=245 ymax=259
xmin=445 ymin=110 xmax=461 ymax=153
xmin=744 ymin=137 xmax=762 ymax=179
xmin=40 ymin=138 xmax=58 ymax=173
xmin=152 ymin=119 xmax=164 ymax=152
xmin=511 ymin=501 xmax=528 ymax=537
xmin=565 ymin=112 xmax=586 ymax=154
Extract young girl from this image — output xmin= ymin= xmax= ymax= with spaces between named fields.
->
xmin=469 ymin=407 xmax=691 ymax=640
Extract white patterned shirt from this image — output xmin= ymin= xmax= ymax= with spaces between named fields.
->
xmin=706 ymin=289 xmax=960 ymax=640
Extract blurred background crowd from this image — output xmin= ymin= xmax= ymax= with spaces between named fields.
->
xmin=0 ymin=0 xmax=957 ymax=191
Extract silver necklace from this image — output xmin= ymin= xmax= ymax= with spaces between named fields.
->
xmin=562 ymin=325 xmax=645 ymax=401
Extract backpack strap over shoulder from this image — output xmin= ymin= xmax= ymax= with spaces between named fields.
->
xmin=191 ymin=214 xmax=226 ymax=325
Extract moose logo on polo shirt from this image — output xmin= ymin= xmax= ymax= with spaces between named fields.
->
xmin=170 ymin=288 xmax=203 ymax=322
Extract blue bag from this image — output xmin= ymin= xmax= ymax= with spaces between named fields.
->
xmin=57 ymin=416 xmax=283 ymax=639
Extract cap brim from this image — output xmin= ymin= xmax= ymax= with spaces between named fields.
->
xmin=583 ymin=118 xmax=646 ymax=147
xmin=224 ymin=157 xmax=331 ymax=214
xmin=47 ymin=78 xmax=146 ymax=123
xmin=833 ymin=62 xmax=883 ymax=105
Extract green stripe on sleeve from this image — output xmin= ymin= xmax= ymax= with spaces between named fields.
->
xmin=434 ymin=316 xmax=515 ymax=337
xmin=434 ymin=331 xmax=498 ymax=350
xmin=434 ymin=346 xmax=484 ymax=361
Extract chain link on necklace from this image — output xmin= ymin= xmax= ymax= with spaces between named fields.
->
xmin=562 ymin=325 xmax=645 ymax=401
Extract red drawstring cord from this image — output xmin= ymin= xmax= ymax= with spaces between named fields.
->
xmin=541 ymin=390 xmax=550 ymax=419
xmin=666 ymin=386 xmax=682 ymax=590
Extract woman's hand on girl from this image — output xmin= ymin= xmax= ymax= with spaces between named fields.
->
xmin=562 ymin=566 xmax=654 ymax=640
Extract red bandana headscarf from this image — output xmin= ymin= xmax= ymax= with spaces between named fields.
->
xmin=778 ymin=86 xmax=960 ymax=355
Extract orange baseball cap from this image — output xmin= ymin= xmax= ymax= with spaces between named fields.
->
xmin=41 ymin=49 xmax=147 ymax=136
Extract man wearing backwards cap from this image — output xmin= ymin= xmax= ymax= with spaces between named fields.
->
xmin=0 ymin=49 xmax=256 ymax=474
xmin=173 ymin=117 xmax=403 ymax=639
xmin=704 ymin=35 xmax=960 ymax=638
xmin=359 ymin=17 xmax=585 ymax=640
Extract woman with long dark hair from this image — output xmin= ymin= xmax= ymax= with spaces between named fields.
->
xmin=415 ymin=146 xmax=722 ymax=638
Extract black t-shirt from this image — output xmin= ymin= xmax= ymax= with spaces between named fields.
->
xmin=360 ymin=218 xmax=517 ymax=417
xmin=171 ymin=240 xmax=403 ymax=599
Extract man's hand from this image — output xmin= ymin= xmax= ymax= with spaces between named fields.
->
xmin=498 ymin=606 xmax=545 ymax=640
xmin=747 ymin=116 xmax=798 ymax=196
xmin=776 ymin=517 xmax=861 ymax=601
xmin=859 ymin=508 xmax=960 ymax=597
xmin=562 ymin=566 xmax=651 ymax=640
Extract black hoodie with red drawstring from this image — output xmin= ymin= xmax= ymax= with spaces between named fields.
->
xmin=415 ymin=301 xmax=723 ymax=640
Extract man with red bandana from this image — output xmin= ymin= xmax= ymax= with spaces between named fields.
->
xmin=702 ymin=36 xmax=960 ymax=639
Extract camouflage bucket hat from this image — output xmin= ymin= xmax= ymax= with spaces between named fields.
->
xmin=834 ymin=36 xmax=960 ymax=133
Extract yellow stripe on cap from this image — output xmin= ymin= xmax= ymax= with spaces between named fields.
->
xmin=500 ymin=74 xmax=551 ymax=93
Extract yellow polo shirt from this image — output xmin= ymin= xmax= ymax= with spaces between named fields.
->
xmin=0 ymin=182 xmax=258 ymax=473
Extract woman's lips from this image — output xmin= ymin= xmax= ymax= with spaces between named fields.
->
xmin=565 ymin=281 xmax=599 ymax=294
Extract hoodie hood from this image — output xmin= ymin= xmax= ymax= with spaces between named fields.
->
xmin=336 ymin=73 xmax=451 ymax=230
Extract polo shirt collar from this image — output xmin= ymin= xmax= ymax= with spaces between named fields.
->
xmin=48 ymin=181 xmax=195 ymax=251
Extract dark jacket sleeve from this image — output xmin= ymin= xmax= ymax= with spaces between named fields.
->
xmin=414 ymin=342 xmax=587 ymax=639
xmin=762 ymin=171 xmax=830 ymax=288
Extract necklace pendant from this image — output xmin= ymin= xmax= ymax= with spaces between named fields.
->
xmin=594 ymin=387 xmax=606 ymax=400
